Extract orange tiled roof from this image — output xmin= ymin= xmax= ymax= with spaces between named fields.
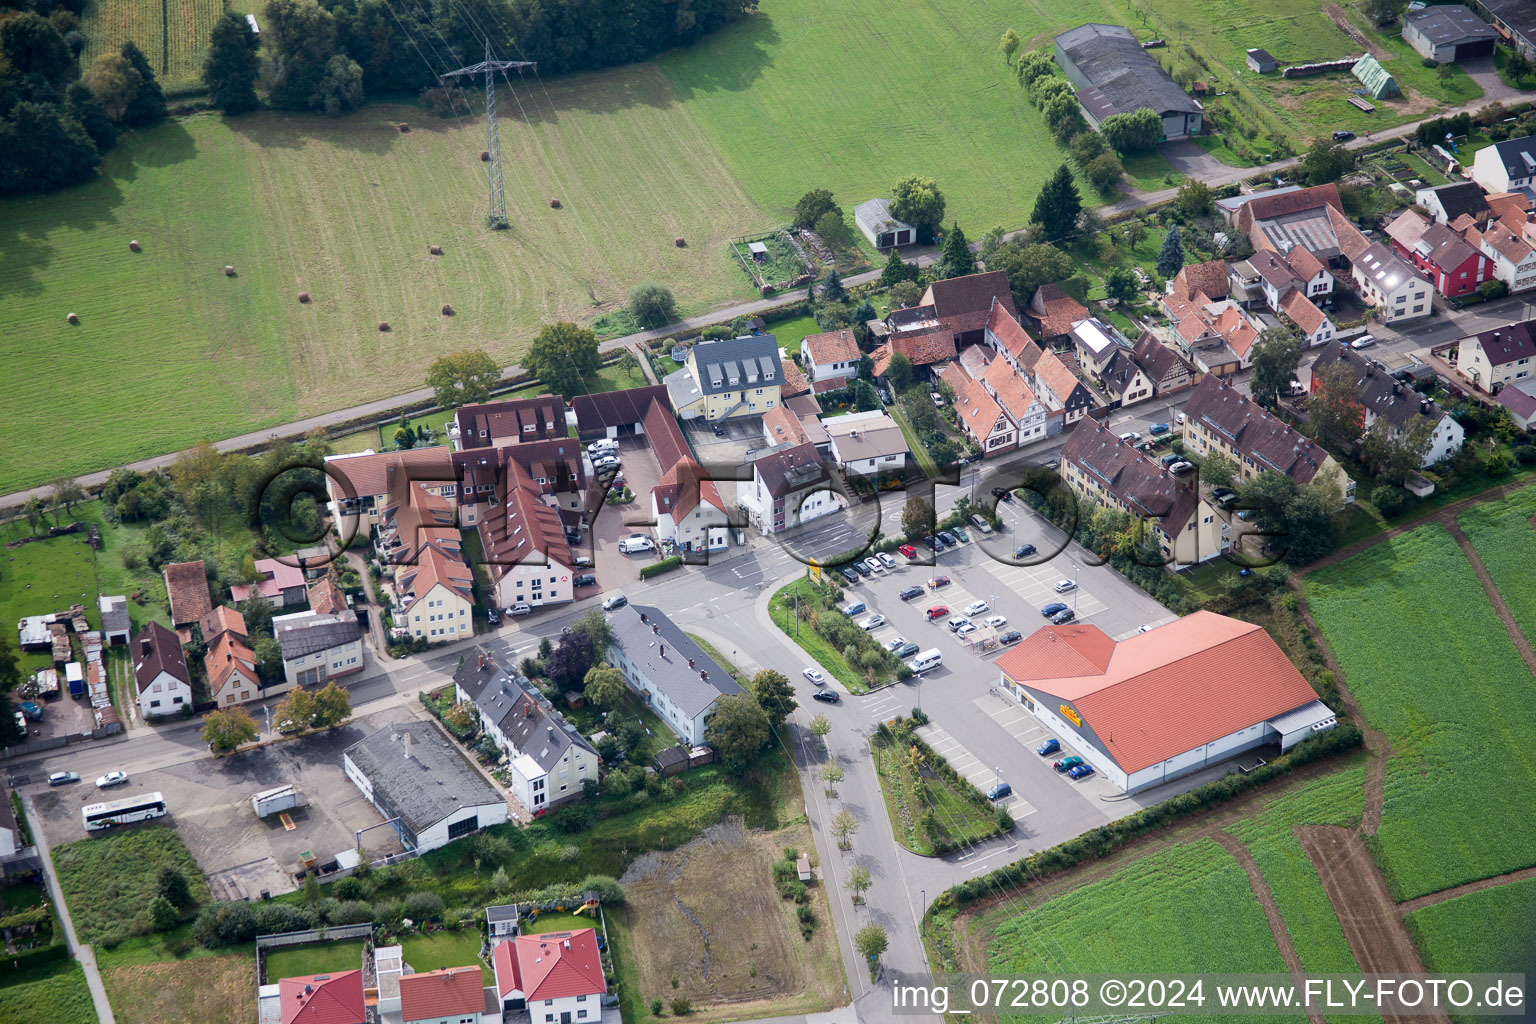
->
xmin=941 ymin=363 xmax=1005 ymax=444
xmin=653 ymin=457 xmax=726 ymax=521
xmin=779 ymin=358 xmax=811 ymax=398
xmin=987 ymin=301 xmax=1037 ymax=360
xmin=981 ymin=356 xmax=1038 ymax=423
xmin=1168 ymin=260 xmax=1228 ymax=302
xmin=801 ymin=329 xmax=860 ymax=365
xmin=762 ymin=406 xmax=809 ymax=447
xmin=1281 ymin=289 xmax=1329 ymax=336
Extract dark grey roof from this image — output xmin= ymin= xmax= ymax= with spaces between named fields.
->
xmin=453 ymin=647 xmax=595 ymax=772
xmin=1405 ymin=4 xmax=1497 ymax=45
xmin=275 ymin=614 xmax=362 ymax=660
xmin=343 ymin=721 xmax=503 ymax=835
xmin=1420 ymin=181 xmax=1489 ymax=221
xmin=1247 ymin=47 xmax=1276 ymax=63
xmin=1468 ymin=318 xmax=1536 ymax=366
xmin=1054 ymin=23 xmax=1201 ymax=119
xmin=606 ymin=605 xmax=744 ymax=719
xmin=99 ymin=595 xmax=130 ymax=635
xmin=690 ymin=336 xmax=782 ymax=397
xmin=486 ymin=904 xmax=519 ymax=923
xmin=1488 ymin=135 xmax=1536 ymax=179
xmin=1480 ymin=0 xmax=1536 ymax=46
xmin=1310 ymin=344 xmax=1449 ymax=429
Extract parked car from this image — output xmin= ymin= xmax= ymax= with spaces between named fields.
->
xmin=587 ymin=439 xmax=619 ymax=456
xmin=886 ymin=636 xmax=910 ymax=653
xmin=963 ymin=599 xmax=990 ymax=616
xmin=802 ymin=668 xmax=826 ymax=685
xmin=839 ymin=566 xmax=860 ymax=583
xmin=938 ymin=530 xmax=959 ymax=547
xmin=863 ymin=556 xmax=885 ymax=575
xmin=1351 ymin=335 xmax=1375 ymax=350
xmin=486 ymin=606 xmax=501 ymax=625
xmin=573 ymin=556 xmax=594 ymax=569
xmin=899 ymin=585 xmax=925 ymax=602
xmin=1236 ymin=509 xmax=1257 ymax=521
xmin=1137 ymin=623 xmax=1154 ymax=633
xmin=96 ymin=771 xmax=129 ymax=789
xmin=1051 ymin=608 xmax=1076 ymax=625
xmin=1053 ymin=756 xmax=1083 ymax=773
xmin=946 ymin=615 xmax=972 ymax=633
xmin=1332 ymin=129 xmax=1355 ymax=142
xmin=927 ymin=576 xmax=951 ymax=589
xmin=998 ymin=630 xmax=1022 ymax=645
xmin=601 ymin=593 xmax=627 ymax=611
xmin=618 ymin=535 xmax=655 ymax=553
xmin=986 ymin=781 xmax=1012 ymax=801
xmin=1053 ymin=579 xmax=1077 ymax=594
xmin=1175 ymin=412 xmax=1186 ymax=425
xmin=1037 ymin=738 xmax=1060 ymax=756
xmin=925 ymin=605 xmax=950 ymax=621
xmin=878 ymin=552 xmax=897 ymax=569
xmin=878 ymin=388 xmax=892 ymax=405
xmin=981 ymin=614 xmax=1007 ymax=629
xmin=1148 ymin=422 xmax=1170 ymax=435
xmin=861 ymin=613 xmax=886 ymax=630
xmin=1168 ymin=460 xmax=1194 ymax=474
xmin=593 ymin=454 xmax=621 ymax=470
xmin=967 ymin=515 xmax=991 ymax=534
xmin=922 ymin=535 xmax=940 ymax=551
xmin=898 ymin=544 xmax=918 ymax=559
xmin=48 ymin=771 xmax=80 ymax=786
xmin=812 ymin=689 xmax=839 ymax=704
xmin=1067 ymin=763 xmax=1096 ymax=780
xmin=842 ymin=601 xmax=866 ymax=616
xmin=508 ymin=602 xmax=533 ymax=616
xmin=951 ymin=526 xmax=970 ymax=543
xmin=1041 ymin=602 xmax=1068 ymax=618
xmin=573 ymin=572 xmax=597 ymax=587
xmin=990 ymin=487 xmax=1010 ymax=500
xmin=1118 ymin=430 xmax=1141 ymax=443
xmin=1044 ymin=458 xmax=1059 ymax=471
xmin=895 ymin=641 xmax=921 ymax=658
xmin=1013 ymin=543 xmax=1037 ymax=559
xmin=1161 ymin=452 xmax=1181 ymax=467
xmin=930 ymin=391 xmax=944 ymax=407
xmin=852 ymin=561 xmax=872 ymax=578
xmin=955 ymin=620 xmax=978 ymax=636
xmin=1212 ymin=488 xmax=1239 ymax=509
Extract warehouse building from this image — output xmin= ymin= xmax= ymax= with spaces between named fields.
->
xmin=1404 ymin=4 xmax=1497 ymax=63
xmin=1053 ymin=24 xmax=1202 ymax=139
xmin=995 ymin=612 xmax=1335 ymax=794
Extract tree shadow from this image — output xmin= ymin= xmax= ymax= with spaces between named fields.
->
xmin=222 ymin=107 xmax=413 ymax=155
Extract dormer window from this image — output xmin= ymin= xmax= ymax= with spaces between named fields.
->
xmin=730 ymin=377 xmax=739 ymax=385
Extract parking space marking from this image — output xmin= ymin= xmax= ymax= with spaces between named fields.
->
xmin=916 ymin=722 xmax=1038 ymax=820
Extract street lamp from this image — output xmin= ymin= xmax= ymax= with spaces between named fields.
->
xmin=1069 ymin=561 xmax=1081 ymax=612
xmin=920 ymin=889 xmax=927 ymax=933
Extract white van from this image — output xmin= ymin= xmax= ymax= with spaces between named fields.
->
xmin=911 ymin=649 xmax=943 ymax=673
xmin=588 ymin=438 xmax=619 ymax=455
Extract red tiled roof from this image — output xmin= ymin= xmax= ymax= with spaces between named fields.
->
xmin=1476 ymin=218 xmax=1535 ymax=265
xmin=801 ymin=329 xmax=859 ymax=365
xmin=1283 ymin=244 xmax=1326 ymax=283
xmin=1485 ymin=191 xmax=1531 ymax=222
xmin=762 ymin=406 xmax=809 ymax=447
xmin=986 ymin=301 xmax=1036 ymax=360
xmin=810 ymin=377 xmax=847 ymax=394
xmin=1212 ymin=305 xmax=1260 ymax=359
xmin=496 ymin=929 xmax=607 ymax=1001
xmin=455 ymin=395 xmax=568 ymax=449
xmin=398 ymin=967 xmax=485 ymax=1022
xmin=942 ymin=363 xmax=1005 ymax=445
xmin=571 ymin=385 xmax=669 ymax=435
xmin=307 ymin=577 xmax=348 ymax=616
xmin=981 ymin=356 xmax=1038 ymax=423
xmin=325 ymin=446 xmax=453 ymax=501
xmin=1234 ymin=183 xmax=1342 ymax=234
xmin=1132 ymin=332 xmax=1194 ymax=385
xmin=1033 ymin=347 xmax=1084 ymax=405
xmin=1281 ymin=289 xmax=1329 ymax=336
xmin=479 ymin=462 xmax=572 ymax=587
xmin=397 ymin=544 xmax=475 ymax=613
xmin=1326 ymin=205 xmax=1370 ymax=263
xmin=891 ymin=326 xmax=957 ymax=366
xmin=1449 ymin=212 xmax=1479 ymax=233
xmin=1029 ymin=283 xmax=1089 ymax=339
xmin=279 ymin=971 xmax=365 ymax=1024
xmin=653 ymin=457 xmax=726 ymax=521
xmin=869 ymin=342 xmax=894 ymax=378
xmin=1168 ymin=260 xmax=1229 ymax=302
xmin=779 ymin=359 xmax=812 ymax=398
xmin=163 ymin=560 xmax=212 ymax=626
xmin=996 ymin=611 xmax=1320 ymax=773
xmin=205 ymin=632 xmax=258 ymax=702
xmin=198 ymin=605 xmax=246 ymax=643
xmin=1385 ymin=208 xmax=1431 ymax=251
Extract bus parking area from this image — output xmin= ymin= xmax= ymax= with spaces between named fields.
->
xmin=28 ymin=707 xmax=412 ymax=900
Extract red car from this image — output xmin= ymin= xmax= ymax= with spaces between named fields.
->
xmin=925 ymin=604 xmax=950 ymax=621
xmin=898 ymin=544 xmax=917 ymax=558
xmin=927 ymin=575 xmax=951 ymax=590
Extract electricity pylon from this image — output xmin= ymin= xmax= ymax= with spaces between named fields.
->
xmin=443 ymin=41 xmax=535 ymax=230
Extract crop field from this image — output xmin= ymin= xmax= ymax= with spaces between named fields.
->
xmin=1457 ymin=485 xmax=1536 ymax=648
xmin=0 ymin=72 xmax=762 ymax=493
xmin=0 ymin=961 xmax=97 ymax=1024
xmin=51 ymin=825 xmax=209 ymax=945
xmin=1304 ymin=525 xmax=1536 ymax=900
xmin=1405 ymin=877 xmax=1536 ymax=978
xmin=103 ymin=954 xmax=253 ymax=1024
xmin=81 ymin=0 xmax=226 ymax=95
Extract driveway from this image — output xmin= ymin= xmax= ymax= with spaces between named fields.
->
xmin=1459 ymin=55 xmax=1524 ymax=103
xmin=1159 ymin=139 xmax=1230 ymax=179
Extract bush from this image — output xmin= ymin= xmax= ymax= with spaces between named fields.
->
xmin=404 ymin=891 xmax=445 ymax=923
xmin=671 ymin=997 xmax=693 ymax=1016
xmin=1487 ymin=447 xmax=1515 ymax=475
xmin=630 ymin=283 xmax=678 ymax=328
xmin=651 ymin=1000 xmax=664 ymax=1016
xmin=576 ymin=875 xmax=626 ymax=905
xmin=639 ymin=556 xmax=683 ymax=579
xmin=1515 ymin=445 xmax=1536 ymax=466
xmin=193 ymin=901 xmax=257 ymax=948
xmin=328 ymin=900 xmax=375 ymax=925
xmin=334 ymin=876 xmax=365 ymax=901
xmin=1370 ymin=484 xmax=1408 ymax=517
xmin=797 ymin=904 xmax=814 ymax=923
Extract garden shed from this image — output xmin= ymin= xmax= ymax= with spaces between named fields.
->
xmin=1352 ymin=55 xmax=1400 ymax=99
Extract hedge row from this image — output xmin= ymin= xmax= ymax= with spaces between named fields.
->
xmin=639 ymin=556 xmax=683 ymax=580
xmin=0 ymin=938 xmax=67 ymax=977
xmin=933 ymin=723 xmax=1364 ymax=911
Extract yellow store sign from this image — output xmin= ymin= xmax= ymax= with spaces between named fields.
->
xmin=1060 ymin=704 xmax=1082 ymax=728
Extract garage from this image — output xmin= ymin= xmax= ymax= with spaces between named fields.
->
xmin=1403 ymin=5 xmax=1497 ymax=63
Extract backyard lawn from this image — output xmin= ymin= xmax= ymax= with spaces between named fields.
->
xmin=400 ymin=929 xmax=491 ymax=982
xmin=262 ymin=940 xmax=368 ymax=981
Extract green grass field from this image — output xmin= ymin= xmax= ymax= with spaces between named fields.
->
xmin=1457 ymin=485 xmax=1536 ymax=650
xmin=81 ymin=0 xmax=226 ymax=95
xmin=52 ymin=825 xmax=209 ymax=945
xmin=1304 ymin=525 xmax=1536 ymax=900
xmin=0 ymin=961 xmax=98 ymax=1024
xmin=399 ymin=929 xmax=490 ymax=982
xmin=1405 ymin=877 xmax=1536 ymax=979
xmin=262 ymin=940 xmax=366 ymax=980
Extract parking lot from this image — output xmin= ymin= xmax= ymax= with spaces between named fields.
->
xmin=588 ymin=435 xmax=666 ymax=592
xmin=29 ymin=707 xmax=414 ymax=900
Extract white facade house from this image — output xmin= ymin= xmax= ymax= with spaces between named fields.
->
xmin=1352 ymin=244 xmax=1432 ymax=323
xmin=605 ymin=604 xmax=745 ymax=745
xmin=1458 ymin=320 xmax=1536 ymax=393
xmin=739 ymin=442 xmax=844 ymax=534
xmin=821 ymin=410 xmax=908 ymax=476
xmin=130 ymin=622 xmax=193 ymax=719
xmin=1474 ymin=219 xmax=1536 ymax=293
xmin=800 ymin=330 xmax=860 ymax=386
xmin=1471 ymin=135 xmax=1536 ymax=195
xmin=1069 ymin=317 xmax=1134 ymax=376
xmin=492 ymin=929 xmax=607 ymax=1024
xmin=274 ymin=610 xmax=365 ymax=688
xmin=651 ymin=458 xmax=731 ymax=554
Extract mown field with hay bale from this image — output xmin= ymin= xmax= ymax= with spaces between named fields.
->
xmin=80 ymin=0 xmax=227 ymax=95
xmin=0 ymin=68 xmax=764 ymax=493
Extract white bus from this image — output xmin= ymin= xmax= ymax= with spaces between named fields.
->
xmin=82 ymin=792 xmax=167 ymax=831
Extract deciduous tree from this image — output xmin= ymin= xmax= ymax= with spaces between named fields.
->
xmin=846 ymin=864 xmax=872 ymax=903
xmin=526 ymin=322 xmax=602 ymax=398
xmin=426 ymin=349 xmax=501 ymax=409
xmin=548 ymin=630 xmax=596 ymax=690
xmin=1249 ymin=326 xmax=1302 ymax=409
xmin=0 ymin=13 xmax=75 ymax=89
xmin=821 ymin=759 xmax=844 ymax=793
xmin=85 ymin=52 xmax=143 ymax=123
xmin=629 ymin=283 xmax=677 ymax=328
xmin=273 ymin=685 xmax=315 ymax=733
xmin=1099 ymin=107 xmax=1163 ymax=152
xmin=902 ymin=496 xmax=936 ymax=539
xmin=1104 ymin=268 xmax=1138 ymax=305
xmin=1306 ymin=361 xmax=1365 ymax=447
xmin=1043 ymin=93 xmax=1082 ymax=140
xmin=202 ymin=708 xmax=258 ymax=753
xmin=988 ymin=240 xmax=1074 ymax=308
xmin=117 ymin=40 xmax=166 ymax=126
xmin=886 ymin=352 xmax=914 ymax=393
xmin=793 ymin=188 xmax=837 ymax=229
xmin=1361 ymin=416 xmax=1433 ymax=484
xmin=854 ymin=923 xmax=887 ymax=967
xmin=1175 ymin=180 xmax=1214 ymax=219
xmin=583 ymin=665 xmax=627 ymax=710
xmin=705 ymin=693 xmax=771 ymax=774
xmin=311 ymin=680 xmax=352 ymax=728
xmin=1084 ymin=151 xmax=1124 ymax=195
xmin=1301 ymin=137 xmax=1354 ymax=187
xmin=831 ymin=808 xmax=859 ymax=848
xmin=751 ymin=669 xmax=797 ymax=729
xmin=203 ymin=11 xmax=261 ymax=114
xmin=999 ymin=28 xmax=1021 ymax=65
xmin=889 ymin=176 xmax=945 ymax=242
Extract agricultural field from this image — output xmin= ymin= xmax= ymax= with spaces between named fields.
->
xmin=1405 ymin=877 xmax=1536 ymax=978
xmin=1456 ymin=485 xmax=1536 ymax=649
xmin=0 ymin=72 xmax=762 ymax=494
xmin=80 ymin=0 xmax=226 ymax=95
xmin=261 ymin=940 xmax=367 ymax=981
xmin=51 ymin=825 xmax=209 ymax=945
xmin=102 ymin=954 xmax=253 ymax=1024
xmin=1303 ymin=524 xmax=1536 ymax=900
xmin=0 ymin=961 xmax=98 ymax=1024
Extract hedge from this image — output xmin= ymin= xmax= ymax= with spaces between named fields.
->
xmin=639 ymin=556 xmax=683 ymax=580
xmin=932 ymin=723 xmax=1363 ymax=911
xmin=0 ymin=938 xmax=68 ymax=977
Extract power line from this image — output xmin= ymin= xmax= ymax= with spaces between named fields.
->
xmin=443 ymin=40 xmax=535 ymax=230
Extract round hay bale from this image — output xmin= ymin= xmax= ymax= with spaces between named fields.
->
xmin=441 ymin=304 xmax=454 ymax=316
xmin=378 ymin=321 xmax=391 ymax=332
xmin=675 ymin=237 xmax=687 ymax=247
xmin=298 ymin=291 xmax=311 ymax=304
xmin=224 ymin=265 xmax=236 ymax=277
xmin=128 ymin=240 xmax=141 ymax=252
xmin=66 ymin=312 xmax=79 ymax=325
xmin=550 ymin=198 xmax=561 ymax=209
xmin=480 ymin=150 xmax=490 ymax=161
xmin=429 ymin=245 xmax=443 ymax=256
xmin=398 ymin=122 xmax=410 ymax=133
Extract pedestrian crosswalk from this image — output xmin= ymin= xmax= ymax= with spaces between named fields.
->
xmin=914 ymin=722 xmax=1037 ymax=819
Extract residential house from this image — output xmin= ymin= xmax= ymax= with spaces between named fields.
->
xmin=479 ymin=460 xmax=575 ymax=612
xmin=1099 ymin=349 xmax=1156 ymax=407
xmin=395 ymin=545 xmax=475 ymax=642
xmin=740 ymin=442 xmax=843 ymax=533
xmin=919 ymin=271 xmax=1018 ymax=348
xmin=1166 ymin=293 xmax=1264 ymax=374
xmin=1471 ymin=135 xmax=1536 ymax=195
xmin=1310 ymin=343 xmax=1465 ymax=467
xmin=197 ymin=605 xmax=246 ymax=646
xmin=1384 ymin=209 xmax=1491 ymax=298
xmin=399 ymin=967 xmax=486 ymax=1024
xmin=571 ymin=385 xmax=669 ymax=442
xmin=800 ymin=330 xmax=860 ymax=391
xmin=1228 ymin=247 xmax=1334 ymax=311
xmin=1070 ymin=317 xmax=1135 ymax=378
xmin=274 ymin=610 xmax=364 ymax=688
xmin=454 ymin=438 xmax=587 ymax=528
xmin=606 ymin=604 xmax=745 ymax=745
xmin=652 ymin=458 xmax=730 ymax=554
xmin=277 ymin=970 xmax=366 ymax=1024
xmin=377 ymin=464 xmax=463 ymax=567
xmin=162 ymin=560 xmax=212 ymax=628
xmin=130 ymin=621 xmax=193 ymax=718
xmin=664 ymin=336 xmax=782 ymax=421
xmin=1053 ymin=23 xmax=1202 ymax=138
xmin=1403 ymin=4 xmax=1496 ymax=62
xmin=205 ymin=631 xmax=260 ymax=708
xmin=854 ymin=199 xmax=915 ymax=248
xmin=453 ymin=648 xmax=599 ymax=813
xmin=231 ymin=557 xmax=308 ymax=608
xmin=1352 ymin=243 xmax=1432 ymax=322
xmin=1131 ymin=332 xmax=1197 ymax=395
xmin=307 ymin=577 xmax=349 ymax=617
xmin=324 ymin=445 xmax=455 ymax=527
xmin=1167 ymin=259 xmax=1231 ymax=305
xmin=1495 ymin=375 xmax=1536 ymax=428
xmin=1234 ymin=185 xmax=1366 ymax=271
xmin=1469 ymin=216 xmax=1536 ymax=293
xmin=761 ymin=405 xmax=811 ymax=449
xmin=452 ymin=395 xmax=569 ymax=451
xmin=1415 ymin=181 xmax=1491 ymax=226
xmin=981 ymin=352 xmax=1048 ymax=445
xmin=1486 ymin=190 xmax=1532 ymax=223
xmin=492 ymin=929 xmax=607 ymax=1024
xmin=779 ymin=358 xmax=812 ymax=400
xmin=1280 ymin=288 xmax=1336 ymax=348
xmin=1181 ymin=376 xmax=1356 ymax=503
xmin=942 ymin=362 xmax=1015 ymax=456
xmin=822 ymin=410 xmax=909 ymax=476
xmin=1059 ymin=419 xmax=1226 ymax=566
xmin=1215 ymin=184 xmax=1302 ymax=225
xmin=1028 ymin=284 xmax=1088 ymax=348
xmin=1458 ymin=319 xmax=1536 ymax=392
xmin=1034 ymin=345 xmax=1099 ymax=433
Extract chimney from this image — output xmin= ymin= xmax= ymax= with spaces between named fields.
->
xmin=548 ymin=726 xmax=555 ymax=741
xmin=652 ymin=623 xmax=659 ymax=635
xmin=688 ymin=658 xmax=695 ymax=669
xmin=659 ymin=645 xmax=666 ymax=659
xmin=639 ymin=611 xmax=647 ymax=623
xmin=700 ymin=670 xmax=708 ymax=681
xmin=1421 ymin=400 xmax=1429 ymax=413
